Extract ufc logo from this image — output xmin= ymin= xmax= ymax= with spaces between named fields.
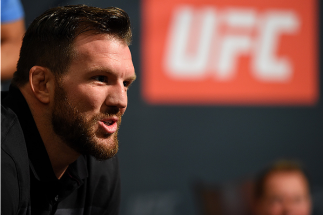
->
xmin=164 ymin=6 xmax=300 ymax=82
xmin=142 ymin=0 xmax=317 ymax=105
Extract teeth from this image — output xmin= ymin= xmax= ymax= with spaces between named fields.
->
xmin=104 ymin=120 xmax=113 ymax=126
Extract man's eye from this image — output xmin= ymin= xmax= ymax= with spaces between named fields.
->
xmin=94 ymin=76 xmax=107 ymax=83
xmin=123 ymin=81 xmax=132 ymax=88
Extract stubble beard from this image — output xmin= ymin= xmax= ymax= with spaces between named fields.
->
xmin=51 ymin=81 xmax=121 ymax=160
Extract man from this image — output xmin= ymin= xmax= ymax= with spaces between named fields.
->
xmin=1 ymin=5 xmax=136 ymax=215
xmin=1 ymin=0 xmax=25 ymax=90
xmin=254 ymin=160 xmax=312 ymax=215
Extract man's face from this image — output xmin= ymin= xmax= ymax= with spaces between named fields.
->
xmin=51 ymin=34 xmax=136 ymax=160
xmin=256 ymin=171 xmax=311 ymax=215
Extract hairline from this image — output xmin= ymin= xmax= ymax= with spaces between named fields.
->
xmin=53 ymin=31 xmax=130 ymax=80
xmin=255 ymin=162 xmax=310 ymax=200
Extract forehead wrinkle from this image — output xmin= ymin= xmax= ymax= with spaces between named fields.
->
xmin=70 ymin=33 xmax=134 ymax=79
xmin=73 ymin=34 xmax=129 ymax=56
xmin=74 ymin=41 xmax=132 ymax=65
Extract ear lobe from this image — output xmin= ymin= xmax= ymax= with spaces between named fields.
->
xmin=29 ymin=66 xmax=52 ymax=104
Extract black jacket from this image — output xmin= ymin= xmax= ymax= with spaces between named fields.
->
xmin=1 ymin=86 xmax=121 ymax=215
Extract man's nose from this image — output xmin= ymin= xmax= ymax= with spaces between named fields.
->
xmin=105 ymin=82 xmax=128 ymax=109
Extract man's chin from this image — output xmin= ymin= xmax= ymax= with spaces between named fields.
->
xmin=88 ymin=148 xmax=118 ymax=161
xmin=86 ymin=136 xmax=119 ymax=160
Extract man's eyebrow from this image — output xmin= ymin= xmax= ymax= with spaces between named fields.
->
xmin=128 ymin=74 xmax=137 ymax=81
xmin=88 ymin=68 xmax=137 ymax=80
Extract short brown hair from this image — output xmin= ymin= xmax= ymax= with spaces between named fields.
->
xmin=254 ymin=160 xmax=310 ymax=199
xmin=13 ymin=5 xmax=132 ymax=86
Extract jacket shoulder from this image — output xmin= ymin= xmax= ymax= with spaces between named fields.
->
xmin=1 ymin=105 xmax=30 ymax=214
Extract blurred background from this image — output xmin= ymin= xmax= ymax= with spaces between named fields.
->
xmin=4 ymin=0 xmax=323 ymax=214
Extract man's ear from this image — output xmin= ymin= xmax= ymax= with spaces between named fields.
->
xmin=29 ymin=66 xmax=53 ymax=104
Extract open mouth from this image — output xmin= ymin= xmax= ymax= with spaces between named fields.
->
xmin=103 ymin=120 xmax=114 ymax=126
xmin=99 ymin=117 xmax=119 ymax=134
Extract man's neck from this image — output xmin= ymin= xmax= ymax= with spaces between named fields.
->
xmin=43 ymin=137 xmax=80 ymax=179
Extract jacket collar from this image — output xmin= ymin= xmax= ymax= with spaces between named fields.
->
xmin=2 ymin=85 xmax=88 ymax=182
